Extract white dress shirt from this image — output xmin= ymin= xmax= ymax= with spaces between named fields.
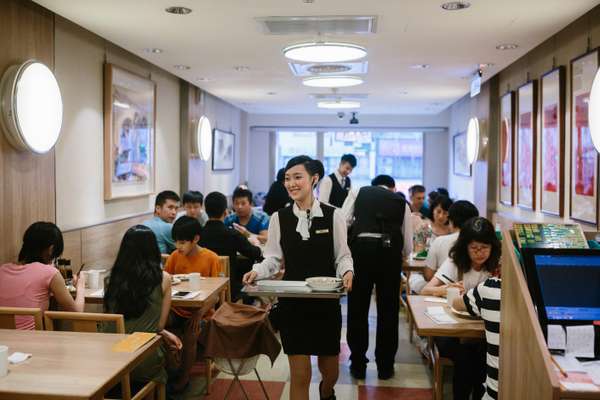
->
xmin=318 ymin=170 xmax=345 ymax=205
xmin=252 ymin=200 xmax=354 ymax=280
xmin=341 ymin=187 xmax=413 ymax=257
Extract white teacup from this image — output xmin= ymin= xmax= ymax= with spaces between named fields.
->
xmin=446 ymin=287 xmax=461 ymax=308
xmin=82 ymin=270 xmax=101 ymax=290
xmin=0 ymin=345 xmax=8 ymax=377
xmin=189 ymin=272 xmax=201 ymax=288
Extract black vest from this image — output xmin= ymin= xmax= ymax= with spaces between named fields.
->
xmin=349 ymin=186 xmax=406 ymax=249
xmin=278 ymin=203 xmax=336 ymax=281
xmin=328 ymin=173 xmax=351 ymax=208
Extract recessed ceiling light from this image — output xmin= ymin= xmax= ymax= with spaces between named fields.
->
xmin=302 ymin=76 xmax=364 ymax=88
xmin=174 ymin=64 xmax=190 ymax=70
xmin=441 ymin=1 xmax=471 ymax=11
xmin=195 ymin=77 xmax=211 ymax=82
xmin=267 ymin=92 xmax=277 ymax=95
xmin=318 ymin=100 xmax=360 ymax=109
xmin=165 ymin=6 xmax=192 ymax=14
xmin=410 ymin=64 xmax=430 ymax=69
xmin=143 ymin=48 xmax=163 ymax=54
xmin=234 ymin=66 xmax=250 ymax=72
xmin=307 ymin=64 xmax=352 ymax=74
xmin=496 ymin=43 xmax=519 ymax=50
xmin=283 ymin=42 xmax=367 ymax=63
xmin=479 ymin=63 xmax=495 ymax=68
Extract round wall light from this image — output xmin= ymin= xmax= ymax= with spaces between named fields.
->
xmin=466 ymin=117 xmax=480 ymax=164
xmin=302 ymin=75 xmax=363 ymax=88
xmin=196 ymin=115 xmax=212 ymax=161
xmin=0 ymin=60 xmax=63 ymax=154
xmin=283 ymin=42 xmax=367 ymax=63
xmin=589 ymin=68 xmax=600 ymax=153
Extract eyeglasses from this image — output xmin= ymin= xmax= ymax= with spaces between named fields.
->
xmin=468 ymin=244 xmax=492 ymax=254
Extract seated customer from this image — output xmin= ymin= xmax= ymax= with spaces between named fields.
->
xmin=410 ymin=200 xmax=479 ymax=294
xmin=144 ymin=190 xmax=180 ymax=257
xmin=263 ymin=168 xmax=291 ymax=216
xmin=0 ymin=222 xmax=86 ymax=329
xmin=453 ymin=271 xmax=501 ymax=400
xmin=422 ymin=217 xmax=500 ymax=296
xmin=224 ymin=187 xmax=269 ymax=243
xmin=176 ymin=190 xmax=208 ymax=227
xmin=104 ymin=225 xmax=182 ymax=390
xmin=164 ymin=216 xmax=220 ymax=391
xmin=200 ymin=192 xmax=262 ymax=302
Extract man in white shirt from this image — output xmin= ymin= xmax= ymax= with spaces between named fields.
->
xmin=409 ymin=200 xmax=479 ymax=293
xmin=318 ymin=153 xmax=357 ymax=208
xmin=342 ymin=175 xmax=412 ymax=380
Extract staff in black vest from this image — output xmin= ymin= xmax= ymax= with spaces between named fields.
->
xmin=318 ymin=153 xmax=357 ymax=207
xmin=341 ymin=174 xmax=413 ymax=380
xmin=243 ymin=155 xmax=354 ymax=400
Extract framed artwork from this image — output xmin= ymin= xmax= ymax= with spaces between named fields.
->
xmin=540 ymin=67 xmax=565 ymax=216
xmin=453 ymin=131 xmax=471 ymax=177
xmin=516 ymin=80 xmax=538 ymax=210
xmin=499 ymin=91 xmax=515 ymax=206
xmin=212 ymin=129 xmax=235 ymax=171
xmin=103 ymin=63 xmax=156 ymax=200
xmin=570 ymin=49 xmax=600 ymax=224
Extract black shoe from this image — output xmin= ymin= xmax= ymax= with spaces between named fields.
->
xmin=319 ymin=381 xmax=336 ymax=400
xmin=377 ymin=368 xmax=394 ymax=380
xmin=349 ymin=363 xmax=366 ymax=380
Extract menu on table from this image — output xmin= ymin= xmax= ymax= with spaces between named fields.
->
xmin=514 ymin=223 xmax=588 ymax=249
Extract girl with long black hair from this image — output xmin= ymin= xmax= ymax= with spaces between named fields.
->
xmin=243 ymin=155 xmax=354 ymax=400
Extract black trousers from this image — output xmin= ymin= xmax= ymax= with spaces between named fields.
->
xmin=347 ymin=238 xmax=402 ymax=371
xmin=435 ymin=337 xmax=486 ymax=400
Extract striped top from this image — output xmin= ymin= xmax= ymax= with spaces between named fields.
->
xmin=464 ymin=277 xmax=501 ymax=400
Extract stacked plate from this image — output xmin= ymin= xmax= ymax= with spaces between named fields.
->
xmin=305 ymin=277 xmax=343 ymax=292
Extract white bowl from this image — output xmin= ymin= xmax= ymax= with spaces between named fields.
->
xmin=306 ymin=276 xmax=342 ymax=290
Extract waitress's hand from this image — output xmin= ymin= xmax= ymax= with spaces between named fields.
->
xmin=243 ymin=270 xmax=258 ymax=285
xmin=342 ymin=271 xmax=353 ymax=292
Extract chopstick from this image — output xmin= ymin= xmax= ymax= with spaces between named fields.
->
xmin=441 ymin=274 xmax=455 ymax=283
xmin=550 ymin=356 xmax=568 ymax=378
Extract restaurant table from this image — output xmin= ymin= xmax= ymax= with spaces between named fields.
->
xmin=407 ymin=295 xmax=485 ymax=339
xmin=242 ymin=284 xmax=347 ymax=299
xmin=0 ymin=328 xmax=160 ymax=400
xmin=403 ymin=255 xmax=428 ymax=273
xmin=84 ymin=277 xmax=230 ymax=314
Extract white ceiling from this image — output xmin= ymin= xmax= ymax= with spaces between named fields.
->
xmin=34 ymin=0 xmax=600 ymax=115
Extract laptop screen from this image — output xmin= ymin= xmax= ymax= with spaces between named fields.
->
xmin=533 ymin=255 xmax=600 ymax=321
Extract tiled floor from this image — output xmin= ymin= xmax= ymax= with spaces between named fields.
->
xmin=175 ymin=297 xmax=453 ymax=399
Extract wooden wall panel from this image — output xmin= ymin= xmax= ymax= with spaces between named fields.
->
xmin=0 ymin=0 xmax=55 ymax=263
xmin=61 ymin=230 xmax=82 ymax=272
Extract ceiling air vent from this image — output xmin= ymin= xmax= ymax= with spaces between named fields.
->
xmin=256 ymin=16 xmax=377 ymax=35
xmin=289 ymin=61 xmax=368 ymax=77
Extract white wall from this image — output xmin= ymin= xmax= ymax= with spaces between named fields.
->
xmin=54 ymin=18 xmax=180 ymax=230
xmin=245 ymin=112 xmax=451 ymax=194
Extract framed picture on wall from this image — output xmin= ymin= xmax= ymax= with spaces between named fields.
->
xmin=516 ymin=80 xmax=538 ymax=210
xmin=453 ymin=131 xmax=471 ymax=177
xmin=499 ymin=91 xmax=515 ymax=206
xmin=103 ymin=63 xmax=156 ymax=200
xmin=569 ymin=49 xmax=599 ymax=224
xmin=540 ymin=67 xmax=565 ymax=216
xmin=212 ymin=129 xmax=235 ymax=171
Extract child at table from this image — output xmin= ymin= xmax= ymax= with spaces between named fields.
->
xmin=0 ymin=222 xmax=86 ymax=329
xmin=103 ymin=225 xmax=182 ymax=390
xmin=164 ymin=216 xmax=220 ymax=391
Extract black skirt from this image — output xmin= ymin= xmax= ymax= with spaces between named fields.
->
xmin=277 ymin=298 xmax=341 ymax=356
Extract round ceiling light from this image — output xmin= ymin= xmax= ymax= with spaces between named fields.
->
xmin=317 ymin=100 xmax=360 ymax=109
xmin=589 ymin=68 xmax=600 ymax=153
xmin=165 ymin=6 xmax=192 ymax=14
xmin=466 ymin=117 xmax=480 ymax=164
xmin=441 ymin=1 xmax=471 ymax=10
xmin=496 ymin=43 xmax=519 ymax=50
xmin=283 ymin=42 xmax=367 ymax=63
xmin=0 ymin=60 xmax=63 ymax=154
xmin=302 ymin=76 xmax=363 ymax=88
xmin=196 ymin=116 xmax=212 ymax=161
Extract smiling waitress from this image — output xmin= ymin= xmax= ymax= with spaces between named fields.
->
xmin=243 ymin=155 xmax=354 ymax=400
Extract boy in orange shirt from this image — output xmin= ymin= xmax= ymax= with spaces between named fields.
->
xmin=165 ymin=216 xmax=220 ymax=391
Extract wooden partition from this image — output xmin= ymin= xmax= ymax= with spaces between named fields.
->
xmin=499 ymin=229 xmax=600 ymax=399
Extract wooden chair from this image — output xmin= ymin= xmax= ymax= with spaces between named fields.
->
xmin=218 ymin=255 xmax=231 ymax=303
xmin=0 ymin=307 xmax=43 ymax=330
xmin=44 ymin=311 xmax=164 ymax=400
xmin=432 ymin=340 xmax=453 ymax=400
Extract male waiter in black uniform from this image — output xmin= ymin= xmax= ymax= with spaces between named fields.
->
xmin=341 ymin=174 xmax=413 ymax=380
xmin=318 ymin=153 xmax=357 ymax=207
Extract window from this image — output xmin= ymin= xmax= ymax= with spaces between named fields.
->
xmin=275 ymin=131 xmax=317 ymax=172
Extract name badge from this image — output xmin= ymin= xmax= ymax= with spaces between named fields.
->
xmin=315 ymin=229 xmax=329 ymax=234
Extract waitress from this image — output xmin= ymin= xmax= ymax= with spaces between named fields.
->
xmin=243 ymin=155 xmax=353 ymax=400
